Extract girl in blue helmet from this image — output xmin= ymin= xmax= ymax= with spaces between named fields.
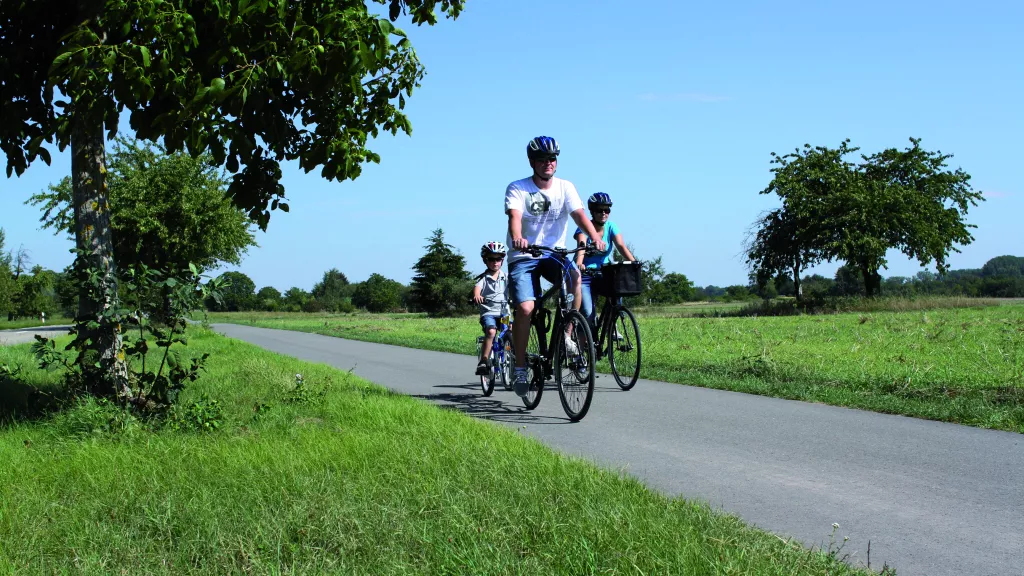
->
xmin=573 ymin=192 xmax=636 ymax=327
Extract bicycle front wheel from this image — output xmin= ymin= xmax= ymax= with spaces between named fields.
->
xmin=522 ymin=319 xmax=545 ymax=410
xmin=554 ymin=310 xmax=595 ymax=421
xmin=609 ymin=306 xmax=641 ymax=391
xmin=499 ymin=335 xmax=514 ymax=391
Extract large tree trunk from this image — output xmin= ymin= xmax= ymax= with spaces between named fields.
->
xmin=71 ymin=117 xmax=130 ymax=398
xmin=860 ymin=265 xmax=882 ymax=298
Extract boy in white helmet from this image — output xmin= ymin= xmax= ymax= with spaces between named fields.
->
xmin=473 ymin=241 xmax=510 ymax=376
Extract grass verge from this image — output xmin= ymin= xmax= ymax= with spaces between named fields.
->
xmin=206 ymin=304 xmax=1024 ymax=434
xmin=0 ymin=328 xmax=883 ymax=574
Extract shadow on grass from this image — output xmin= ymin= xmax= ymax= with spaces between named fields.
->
xmin=0 ymin=373 xmax=74 ymax=426
xmin=413 ymin=381 xmax=573 ymax=425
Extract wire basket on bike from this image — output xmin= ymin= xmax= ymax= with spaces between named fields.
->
xmin=599 ymin=261 xmax=643 ymax=297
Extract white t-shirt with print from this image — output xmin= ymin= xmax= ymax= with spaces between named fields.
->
xmin=504 ymin=176 xmax=584 ymax=263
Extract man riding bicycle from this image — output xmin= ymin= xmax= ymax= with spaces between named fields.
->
xmin=506 ymin=136 xmax=606 ymax=397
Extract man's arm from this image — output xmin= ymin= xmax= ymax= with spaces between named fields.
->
xmin=570 ymin=209 xmax=606 ymax=252
xmin=508 ymin=209 xmax=528 ymax=250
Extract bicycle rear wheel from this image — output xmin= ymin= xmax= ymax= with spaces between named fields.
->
xmin=480 ymin=368 xmax=494 ymax=397
xmin=609 ymin=305 xmax=641 ymax=391
xmin=554 ymin=310 xmax=595 ymax=421
xmin=522 ymin=319 xmax=544 ymax=410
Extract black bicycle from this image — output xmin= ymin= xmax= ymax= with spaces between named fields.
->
xmin=586 ymin=262 xmax=643 ymax=390
xmin=513 ymin=244 xmax=597 ymax=422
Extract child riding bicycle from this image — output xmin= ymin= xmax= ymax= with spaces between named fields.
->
xmin=473 ymin=242 xmax=510 ymax=376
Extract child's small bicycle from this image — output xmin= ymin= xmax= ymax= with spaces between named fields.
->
xmin=475 ymin=312 xmax=514 ymax=396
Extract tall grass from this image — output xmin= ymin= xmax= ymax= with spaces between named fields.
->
xmin=0 ymin=329 xmax=884 ymax=575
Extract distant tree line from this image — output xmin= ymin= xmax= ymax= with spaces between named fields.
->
xmin=755 ymin=255 xmax=1024 ymax=300
xmin=205 ymin=229 xmax=477 ymax=316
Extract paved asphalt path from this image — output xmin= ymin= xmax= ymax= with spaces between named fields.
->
xmin=12 ymin=322 xmax=1015 ymax=575
xmin=0 ymin=325 xmax=72 ymax=346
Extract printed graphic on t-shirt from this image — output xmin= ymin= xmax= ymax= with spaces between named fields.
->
xmin=527 ymin=192 xmax=551 ymax=215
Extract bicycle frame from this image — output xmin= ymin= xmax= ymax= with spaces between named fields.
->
xmin=593 ymin=294 xmax=623 ymax=361
xmin=518 ymin=245 xmax=587 ymax=379
xmin=488 ymin=315 xmax=512 ymax=375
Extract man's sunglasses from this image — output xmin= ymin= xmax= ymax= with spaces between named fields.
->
xmin=485 ymin=256 xmax=504 ymax=262
xmin=593 ymin=207 xmax=611 ymax=214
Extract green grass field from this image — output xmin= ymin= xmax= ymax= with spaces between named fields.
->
xmin=207 ymin=302 xmax=1024 ymax=433
xmin=0 ymin=329 xmax=880 ymax=575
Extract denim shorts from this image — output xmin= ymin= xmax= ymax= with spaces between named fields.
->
xmin=479 ymin=315 xmax=500 ymax=331
xmin=508 ymin=255 xmax=578 ymax=304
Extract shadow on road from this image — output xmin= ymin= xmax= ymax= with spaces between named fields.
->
xmin=412 ymin=381 xmax=574 ymax=425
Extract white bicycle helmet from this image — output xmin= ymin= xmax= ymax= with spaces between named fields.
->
xmin=481 ymin=241 xmax=508 ymax=257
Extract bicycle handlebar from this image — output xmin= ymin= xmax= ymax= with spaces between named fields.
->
xmin=518 ymin=244 xmax=599 ymax=258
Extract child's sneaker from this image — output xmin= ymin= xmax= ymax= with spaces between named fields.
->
xmin=475 ymin=361 xmax=489 ymax=376
xmin=513 ymin=367 xmax=529 ymax=397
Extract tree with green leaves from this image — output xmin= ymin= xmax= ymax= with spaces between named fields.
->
xmin=1 ymin=0 xmax=463 ymax=395
xmin=410 ymin=228 xmax=471 ymax=317
xmin=12 ymin=265 xmax=59 ymax=319
xmin=282 ymin=287 xmax=311 ymax=313
xmin=833 ymin=264 xmax=865 ymax=297
xmin=646 ymin=272 xmax=694 ymax=304
xmin=981 ymin=255 xmax=1024 ymax=278
xmin=255 ymin=286 xmax=282 ymax=311
xmin=745 ymin=141 xmax=856 ymax=301
xmin=747 ymin=139 xmax=982 ymax=297
xmin=312 ymin=268 xmax=353 ymax=312
xmin=209 ymin=271 xmax=256 ymax=312
xmin=352 ymin=273 xmax=403 ymax=312
xmin=27 ymin=138 xmax=256 ymax=273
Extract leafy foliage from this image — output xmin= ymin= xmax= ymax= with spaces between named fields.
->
xmin=312 ymin=268 xmax=353 ymax=312
xmin=981 ymin=256 xmax=1024 ymax=278
xmin=2 ymin=0 xmax=465 ymax=226
xmin=0 ymin=229 xmax=17 ymax=317
xmin=282 ymin=287 xmax=312 ymax=313
xmin=209 ymin=271 xmax=256 ymax=311
xmin=255 ymin=286 xmax=282 ymax=311
xmin=27 ymin=138 xmax=257 ymax=272
xmin=410 ymin=228 xmax=471 ymax=317
xmin=352 ymin=273 xmax=404 ymax=312
xmin=33 ymin=262 xmax=223 ymax=409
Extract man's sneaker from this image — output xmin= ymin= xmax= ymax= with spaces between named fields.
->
xmin=513 ymin=367 xmax=530 ymax=397
xmin=475 ymin=361 xmax=489 ymax=376
xmin=564 ymin=336 xmax=580 ymax=358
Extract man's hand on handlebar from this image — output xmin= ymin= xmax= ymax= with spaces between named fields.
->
xmin=512 ymin=237 xmax=529 ymax=251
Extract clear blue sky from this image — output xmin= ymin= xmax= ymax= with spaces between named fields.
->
xmin=2 ymin=0 xmax=1021 ymax=291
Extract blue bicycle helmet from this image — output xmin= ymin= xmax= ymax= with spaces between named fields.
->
xmin=587 ymin=192 xmax=613 ymax=208
xmin=527 ymin=136 xmax=560 ymax=161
